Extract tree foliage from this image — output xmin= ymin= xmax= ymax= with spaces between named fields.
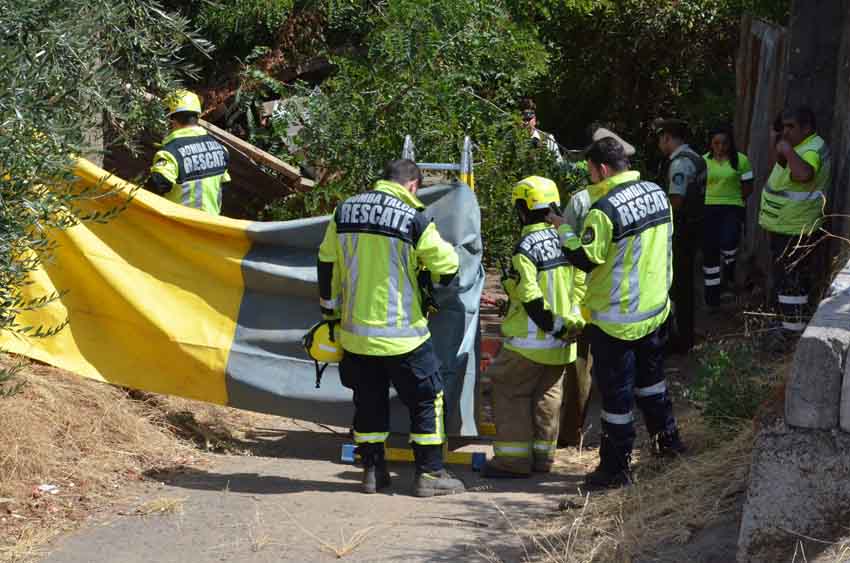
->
xmin=0 ymin=0 xmax=209 ymax=343
xmin=531 ymin=0 xmax=789 ymax=170
xmin=226 ymin=0 xmax=789 ymax=262
xmin=163 ymin=0 xmax=295 ymax=61
xmin=249 ymin=0 xmax=592 ymax=262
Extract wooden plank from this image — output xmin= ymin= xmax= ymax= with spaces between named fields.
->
xmin=198 ymin=118 xmax=302 ymax=182
xmin=299 ymin=177 xmax=316 ymax=189
xmin=736 ymin=16 xmax=789 ymax=286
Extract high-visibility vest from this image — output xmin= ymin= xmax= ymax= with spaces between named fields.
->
xmin=759 ymin=134 xmax=831 ymax=235
xmin=318 ymin=180 xmax=459 ymax=356
xmin=559 ymin=173 xmax=672 ymax=341
xmin=151 ymin=126 xmax=230 ymax=215
xmin=703 ymin=152 xmax=753 ymax=207
xmin=501 ymin=223 xmax=580 ymax=366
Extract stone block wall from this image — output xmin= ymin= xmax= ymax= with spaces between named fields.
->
xmin=738 ymin=257 xmax=850 ymax=562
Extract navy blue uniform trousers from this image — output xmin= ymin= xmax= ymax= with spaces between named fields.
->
xmin=586 ymin=322 xmax=676 ymax=469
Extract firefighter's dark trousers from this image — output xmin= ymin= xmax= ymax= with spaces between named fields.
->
xmin=340 ymin=338 xmax=444 ymax=473
xmin=586 ymin=323 xmax=677 ymax=472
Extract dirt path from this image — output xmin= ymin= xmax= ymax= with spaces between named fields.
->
xmin=41 ymin=417 xmax=592 ymax=563
xmin=41 ymin=277 xmax=749 ymax=563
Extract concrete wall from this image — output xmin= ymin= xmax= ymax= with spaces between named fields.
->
xmin=739 ymin=256 xmax=850 ymax=562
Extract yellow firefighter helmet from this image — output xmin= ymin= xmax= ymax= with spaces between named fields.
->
xmin=511 ymin=176 xmax=561 ymax=210
xmin=166 ymin=89 xmax=202 ymax=117
xmin=302 ymin=320 xmax=343 ymax=388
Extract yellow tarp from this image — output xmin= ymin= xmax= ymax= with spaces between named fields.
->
xmin=3 ymin=159 xmax=251 ymax=404
xmin=3 ymin=159 xmax=484 ymax=434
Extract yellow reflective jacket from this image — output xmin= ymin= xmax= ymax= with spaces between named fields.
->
xmin=759 ymin=134 xmax=831 ymax=235
xmin=318 ymin=180 xmax=459 ymax=356
xmin=502 ymin=223 xmax=582 ymax=365
xmin=557 ymin=171 xmax=671 ymax=341
xmin=150 ymin=126 xmax=231 ymax=215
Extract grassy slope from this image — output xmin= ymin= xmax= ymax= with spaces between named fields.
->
xmin=0 ymin=356 xmax=275 ymax=563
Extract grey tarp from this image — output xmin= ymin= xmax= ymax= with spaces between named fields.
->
xmin=225 ymin=182 xmax=484 ymax=436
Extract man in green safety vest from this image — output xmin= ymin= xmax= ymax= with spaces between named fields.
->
xmin=482 ymin=176 xmax=585 ymax=479
xmin=147 ymin=90 xmax=230 ymax=215
xmin=760 ymin=105 xmax=831 ymax=340
xmin=547 ymin=138 xmax=686 ymax=489
xmin=317 ymin=159 xmax=466 ymax=497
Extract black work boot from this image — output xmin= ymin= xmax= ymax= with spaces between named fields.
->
xmin=359 ymin=447 xmax=391 ymax=494
xmin=652 ymin=429 xmax=687 ymax=458
xmin=584 ymin=463 xmax=633 ymax=490
xmin=412 ymin=468 xmax=466 ymax=497
xmin=584 ymin=436 xmax=632 ymax=490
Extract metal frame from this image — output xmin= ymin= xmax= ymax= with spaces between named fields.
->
xmin=402 ymin=135 xmax=475 ymax=190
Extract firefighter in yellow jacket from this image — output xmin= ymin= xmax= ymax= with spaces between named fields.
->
xmin=147 ymin=90 xmax=230 ymax=215
xmin=317 ymin=159 xmax=465 ymax=497
xmin=483 ymin=176 xmax=585 ymax=478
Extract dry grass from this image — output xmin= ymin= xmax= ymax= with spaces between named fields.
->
xmin=524 ymin=418 xmax=755 ymax=563
xmin=0 ymin=527 xmax=53 ymax=563
xmin=136 ymin=393 xmax=283 ymax=454
xmin=246 ymin=503 xmax=278 ymax=553
xmin=0 ymin=355 xmax=285 ymax=562
xmin=280 ymin=502 xmax=382 ymax=558
xmin=0 ymin=357 xmax=196 ymax=562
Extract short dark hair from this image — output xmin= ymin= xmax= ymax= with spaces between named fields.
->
xmin=707 ymin=124 xmax=740 ymax=170
xmin=382 ymin=159 xmax=422 ymax=186
xmin=171 ymin=112 xmax=199 ymax=126
xmin=782 ymin=105 xmax=817 ymax=131
xmin=656 ymin=118 xmax=689 ymax=141
xmin=585 ymin=137 xmax=629 ymax=172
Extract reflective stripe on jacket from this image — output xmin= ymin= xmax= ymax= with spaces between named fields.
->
xmin=150 ymin=126 xmax=230 ymax=215
xmin=759 ymin=134 xmax=831 ymax=235
xmin=501 ymin=223 xmax=581 ymax=365
xmin=318 ymin=180 xmax=459 ymax=356
xmin=558 ymin=172 xmax=672 ymax=341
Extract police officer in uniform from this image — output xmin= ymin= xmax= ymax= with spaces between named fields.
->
xmin=760 ymin=106 xmax=831 ymax=342
xmin=547 ymin=138 xmax=686 ymax=489
xmin=656 ymin=119 xmax=707 ymax=354
xmin=317 ymin=159 xmax=466 ymax=497
xmin=148 ymin=90 xmax=230 ymax=215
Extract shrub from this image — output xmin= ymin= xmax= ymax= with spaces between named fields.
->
xmin=689 ymin=340 xmax=778 ymax=429
xmin=197 ymin=0 xmax=294 ymax=58
xmin=0 ymin=0 xmax=209 ymax=372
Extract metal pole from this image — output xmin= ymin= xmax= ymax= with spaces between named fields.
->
xmin=402 ymin=135 xmax=416 ymax=161
xmin=460 ymin=136 xmax=474 ymax=190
